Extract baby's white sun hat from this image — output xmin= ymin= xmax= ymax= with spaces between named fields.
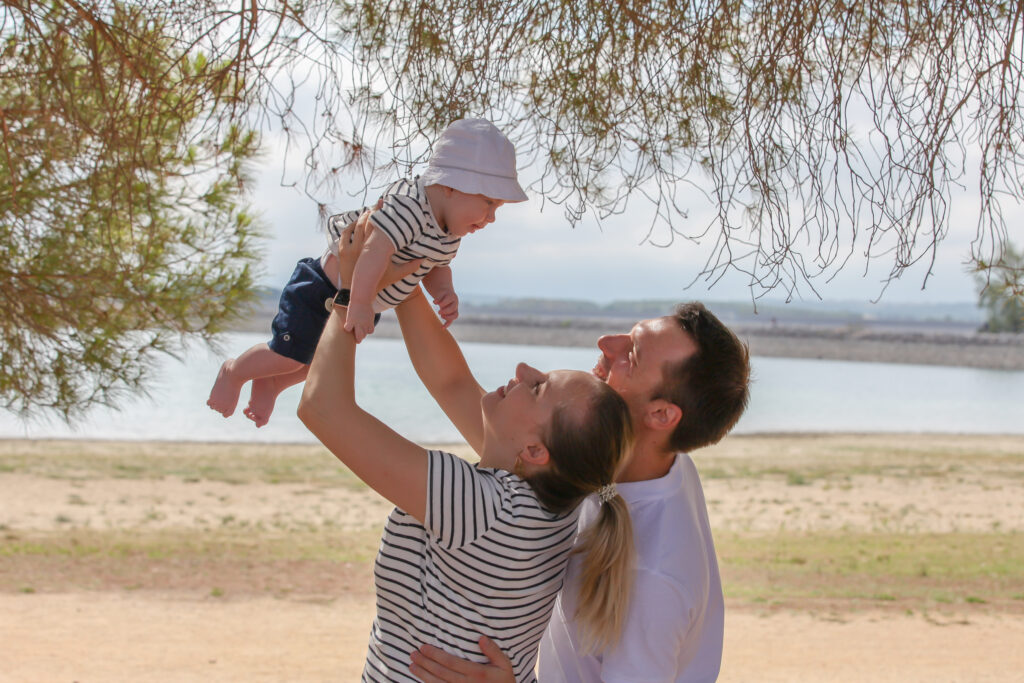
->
xmin=420 ymin=119 xmax=528 ymax=202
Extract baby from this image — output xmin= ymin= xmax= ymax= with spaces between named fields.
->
xmin=207 ymin=119 xmax=527 ymax=426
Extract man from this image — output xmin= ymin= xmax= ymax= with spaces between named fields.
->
xmin=402 ymin=300 xmax=751 ymax=682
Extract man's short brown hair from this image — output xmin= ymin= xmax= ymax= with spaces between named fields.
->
xmin=655 ymin=302 xmax=750 ymax=453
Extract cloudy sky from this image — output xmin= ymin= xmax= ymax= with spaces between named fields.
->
xmin=248 ymin=140 xmax=1002 ymax=311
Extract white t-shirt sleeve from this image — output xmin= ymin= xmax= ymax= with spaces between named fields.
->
xmin=599 ymin=569 xmax=693 ymax=683
xmin=370 ymin=192 xmax=427 ymax=252
xmin=424 ymin=450 xmax=503 ymax=550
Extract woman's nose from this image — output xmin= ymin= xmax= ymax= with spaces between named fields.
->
xmin=516 ymin=362 xmax=538 ymax=381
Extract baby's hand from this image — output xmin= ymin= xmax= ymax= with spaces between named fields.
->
xmin=433 ymin=289 xmax=459 ymax=328
xmin=344 ymin=302 xmax=376 ymax=343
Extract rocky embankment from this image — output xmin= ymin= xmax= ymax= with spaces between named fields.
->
xmin=374 ymin=315 xmax=1024 ymax=370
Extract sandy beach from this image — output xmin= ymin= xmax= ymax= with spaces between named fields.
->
xmin=2 ymin=435 xmax=1023 ymax=681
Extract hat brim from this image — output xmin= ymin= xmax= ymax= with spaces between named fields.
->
xmin=421 ymin=165 xmax=528 ymax=203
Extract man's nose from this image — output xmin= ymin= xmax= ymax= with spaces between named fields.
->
xmin=597 ymin=334 xmax=628 ymax=357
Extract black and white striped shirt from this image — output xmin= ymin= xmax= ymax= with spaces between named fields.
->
xmin=328 ymin=177 xmax=461 ymax=311
xmin=362 ymin=450 xmax=580 ymax=682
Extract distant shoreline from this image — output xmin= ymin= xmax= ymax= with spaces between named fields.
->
xmin=372 ymin=314 xmax=1024 ymax=371
xmin=229 ymin=313 xmax=1024 ymax=370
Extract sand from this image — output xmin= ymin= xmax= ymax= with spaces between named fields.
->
xmin=2 ymin=435 xmax=1023 ymax=681
xmin=4 ymin=593 xmax=1023 ymax=682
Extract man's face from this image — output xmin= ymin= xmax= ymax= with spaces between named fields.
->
xmin=593 ymin=316 xmax=697 ymax=413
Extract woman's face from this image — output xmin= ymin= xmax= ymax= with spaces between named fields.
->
xmin=480 ymin=363 xmax=599 ymax=468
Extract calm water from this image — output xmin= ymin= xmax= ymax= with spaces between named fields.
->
xmin=2 ymin=332 xmax=1023 ymax=443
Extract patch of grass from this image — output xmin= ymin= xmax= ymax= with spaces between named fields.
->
xmin=717 ymin=531 xmax=1024 ymax=611
xmin=0 ymin=441 xmax=368 ymax=488
xmin=0 ymin=528 xmax=381 ymax=565
xmin=693 ymin=434 xmax=1024 ymax=484
xmin=0 ymin=528 xmax=382 ymax=595
xmin=786 ymin=472 xmax=809 ymax=486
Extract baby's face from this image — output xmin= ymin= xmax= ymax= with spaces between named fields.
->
xmin=444 ymin=189 xmax=506 ymax=237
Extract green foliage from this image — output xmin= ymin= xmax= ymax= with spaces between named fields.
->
xmin=0 ymin=3 xmax=262 ymax=419
xmin=340 ymin=0 xmax=1024 ymax=298
xmin=974 ymin=243 xmax=1024 ymax=333
xmin=5 ymin=1 xmax=1024 ymax=417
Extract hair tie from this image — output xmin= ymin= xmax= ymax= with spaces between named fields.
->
xmin=597 ymin=483 xmax=618 ymax=504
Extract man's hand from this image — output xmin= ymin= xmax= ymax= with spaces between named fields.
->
xmin=409 ymin=636 xmax=515 ymax=683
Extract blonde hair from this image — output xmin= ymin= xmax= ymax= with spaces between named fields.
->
xmin=572 ymin=492 xmax=634 ymax=652
xmin=523 ymin=379 xmax=635 ymax=653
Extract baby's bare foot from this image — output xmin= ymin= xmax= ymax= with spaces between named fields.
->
xmin=207 ymin=360 xmax=244 ymax=417
xmin=243 ymin=377 xmax=278 ymax=428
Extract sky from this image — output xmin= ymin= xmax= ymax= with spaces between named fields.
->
xmin=248 ymin=137 xmax=1007 ymax=313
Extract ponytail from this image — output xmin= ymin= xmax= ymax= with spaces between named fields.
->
xmin=572 ymin=492 xmax=634 ymax=653
xmin=522 ymin=377 xmax=636 ymax=654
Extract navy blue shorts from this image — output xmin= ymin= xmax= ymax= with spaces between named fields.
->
xmin=268 ymin=257 xmax=379 ymax=364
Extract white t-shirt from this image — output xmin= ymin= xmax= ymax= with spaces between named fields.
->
xmin=538 ymin=454 xmax=724 ymax=683
xmin=363 ymin=450 xmax=580 ymax=682
xmin=328 ymin=177 xmax=461 ymax=312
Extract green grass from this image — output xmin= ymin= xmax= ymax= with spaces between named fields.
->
xmin=0 ymin=527 xmax=381 ymax=564
xmin=0 ymin=441 xmax=368 ymax=489
xmin=693 ymin=434 xmax=1024 ymax=485
xmin=3 ymin=436 xmax=1020 ymax=488
xmin=3 ymin=436 xmax=1022 ymax=611
xmin=0 ymin=527 xmax=383 ymax=596
xmin=716 ymin=531 xmax=1024 ymax=609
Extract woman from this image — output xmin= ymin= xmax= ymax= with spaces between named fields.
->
xmin=298 ymin=218 xmax=635 ymax=682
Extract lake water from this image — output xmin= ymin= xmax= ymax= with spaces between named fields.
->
xmin=2 ymin=332 xmax=1023 ymax=443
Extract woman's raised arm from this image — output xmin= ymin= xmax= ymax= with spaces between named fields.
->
xmin=335 ymin=210 xmax=487 ymax=455
xmin=394 ymin=292 xmax=487 ymax=454
xmin=298 ymin=308 xmax=429 ymax=523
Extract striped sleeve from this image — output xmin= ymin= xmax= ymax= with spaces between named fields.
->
xmin=426 ymin=450 xmax=502 ymax=551
xmin=370 ymin=192 xmax=430 ymax=252
xmin=326 ymin=208 xmax=365 ymax=241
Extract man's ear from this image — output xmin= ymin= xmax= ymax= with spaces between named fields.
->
xmin=644 ymin=399 xmax=682 ymax=432
xmin=518 ymin=442 xmax=550 ymax=468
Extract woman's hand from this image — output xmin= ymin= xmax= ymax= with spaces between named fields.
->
xmin=335 ymin=203 xmax=422 ymax=290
